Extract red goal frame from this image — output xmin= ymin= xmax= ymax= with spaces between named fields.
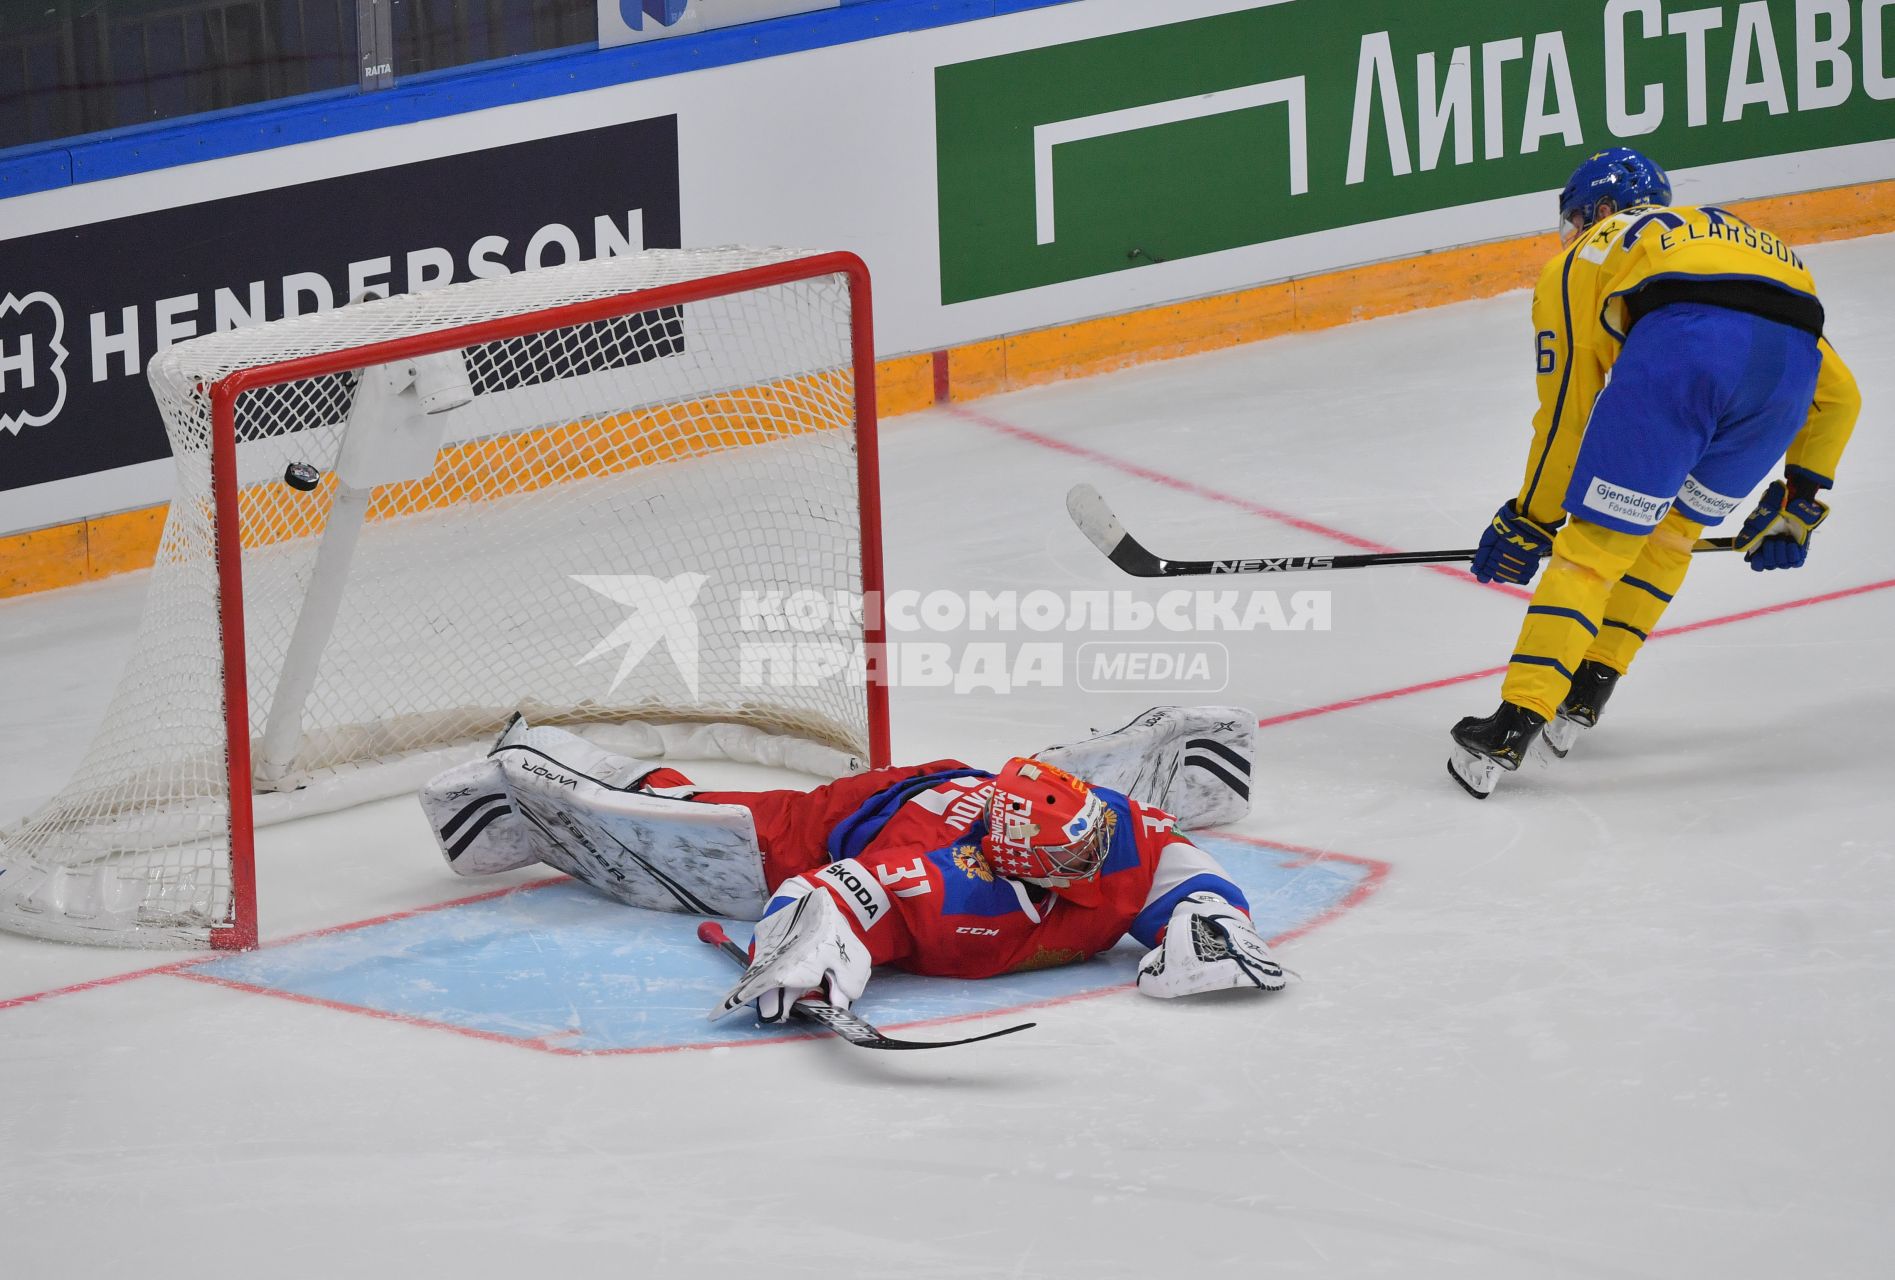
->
xmin=203 ymin=252 xmax=889 ymax=950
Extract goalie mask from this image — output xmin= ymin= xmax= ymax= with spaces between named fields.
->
xmin=981 ymin=757 xmax=1110 ymax=884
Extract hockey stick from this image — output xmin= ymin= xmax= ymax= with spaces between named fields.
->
xmin=1066 ymin=483 xmax=1741 ymax=579
xmin=696 ymin=921 xmax=1035 ymax=1052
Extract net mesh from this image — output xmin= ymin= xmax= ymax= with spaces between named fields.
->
xmin=0 ymin=249 xmax=874 ymax=947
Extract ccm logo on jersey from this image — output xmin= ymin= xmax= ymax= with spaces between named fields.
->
xmin=819 ymin=858 xmax=889 ymax=929
xmin=955 ymin=926 xmax=1000 ymax=936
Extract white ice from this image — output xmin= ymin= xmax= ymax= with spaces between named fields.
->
xmin=4 ymin=234 xmax=1893 ymax=1279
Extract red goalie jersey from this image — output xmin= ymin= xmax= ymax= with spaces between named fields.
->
xmin=690 ymin=762 xmax=1250 ymax=980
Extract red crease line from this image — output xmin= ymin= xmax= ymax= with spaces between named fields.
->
xmin=0 ymin=954 xmax=214 ymax=1011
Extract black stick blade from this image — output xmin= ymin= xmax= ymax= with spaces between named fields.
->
xmin=800 ymin=1002 xmax=1037 ymax=1051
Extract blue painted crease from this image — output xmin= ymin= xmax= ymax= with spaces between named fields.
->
xmin=196 ymin=836 xmax=1377 ymax=1054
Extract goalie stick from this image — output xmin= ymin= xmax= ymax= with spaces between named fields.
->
xmin=1066 ymin=483 xmax=1741 ymax=579
xmin=697 ymin=921 xmax=1035 ymax=1052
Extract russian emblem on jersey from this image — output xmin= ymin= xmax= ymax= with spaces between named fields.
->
xmin=0 ymin=291 xmax=69 ymax=435
xmin=951 ymin=844 xmax=994 ymax=883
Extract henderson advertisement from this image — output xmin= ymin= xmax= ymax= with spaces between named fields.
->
xmin=0 ymin=116 xmax=680 ymax=520
xmin=3 ymin=0 xmax=1893 ymax=535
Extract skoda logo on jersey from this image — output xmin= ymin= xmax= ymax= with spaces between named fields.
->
xmin=0 ymin=292 xmax=69 ymax=435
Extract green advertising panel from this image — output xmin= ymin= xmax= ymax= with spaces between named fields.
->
xmin=937 ymin=0 xmax=1895 ymax=303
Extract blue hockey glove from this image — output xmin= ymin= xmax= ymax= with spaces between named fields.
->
xmin=1471 ymin=501 xmax=1561 ymax=584
xmin=1736 ymin=476 xmax=1830 ymax=572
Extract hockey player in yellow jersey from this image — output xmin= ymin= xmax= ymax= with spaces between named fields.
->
xmin=1449 ymin=147 xmax=1861 ymax=798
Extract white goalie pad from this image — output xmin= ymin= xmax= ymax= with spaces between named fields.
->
xmin=419 ymin=756 xmax=541 ymax=876
xmin=1035 ymin=705 xmax=1255 ymax=828
xmin=496 ymin=748 xmax=768 ymax=919
xmin=489 ymin=714 xmax=664 ymax=789
xmin=417 ymin=715 xmax=769 ymax=919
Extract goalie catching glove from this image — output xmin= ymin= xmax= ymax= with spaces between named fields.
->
xmin=710 ymin=890 xmax=871 ymax=1024
xmin=1137 ymin=892 xmax=1286 ymax=998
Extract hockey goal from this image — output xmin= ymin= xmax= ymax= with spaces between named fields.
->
xmin=0 ymin=248 xmax=889 ymax=950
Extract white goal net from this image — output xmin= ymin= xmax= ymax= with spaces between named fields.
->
xmin=0 ymin=248 xmax=888 ymax=949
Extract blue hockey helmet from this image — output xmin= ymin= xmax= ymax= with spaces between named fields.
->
xmin=1558 ymin=147 xmax=1672 ymax=244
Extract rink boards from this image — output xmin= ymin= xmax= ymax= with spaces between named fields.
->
xmin=185 ymin=834 xmax=1385 ymax=1055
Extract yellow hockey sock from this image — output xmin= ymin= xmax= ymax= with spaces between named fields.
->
xmin=1499 ymin=519 xmax=1649 ymax=720
xmin=1583 ymin=510 xmax=1704 ymax=674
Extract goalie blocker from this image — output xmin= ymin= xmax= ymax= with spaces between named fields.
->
xmin=419 ymin=707 xmax=1283 ymax=1011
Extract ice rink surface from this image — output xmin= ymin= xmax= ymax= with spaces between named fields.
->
xmin=4 ymin=234 xmax=1892 ymax=1278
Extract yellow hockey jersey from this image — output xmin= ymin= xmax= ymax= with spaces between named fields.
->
xmin=1516 ymin=204 xmax=1859 ymax=525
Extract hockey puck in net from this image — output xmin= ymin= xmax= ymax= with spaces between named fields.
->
xmin=283 ymin=462 xmax=323 ymax=492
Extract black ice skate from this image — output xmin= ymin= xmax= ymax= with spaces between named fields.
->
xmin=1540 ymin=660 xmax=1622 ymax=759
xmin=1447 ymin=702 xmax=1548 ymax=799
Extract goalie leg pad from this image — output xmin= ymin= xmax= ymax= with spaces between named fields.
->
xmin=489 ymin=713 xmax=678 ymax=791
xmin=1036 ymin=705 xmax=1255 ymax=828
xmin=495 ymin=743 xmax=768 ymax=920
xmin=418 ymin=715 xmax=767 ymax=915
xmin=420 ymin=714 xmax=677 ymax=878
xmin=419 ymin=756 xmax=542 ymax=876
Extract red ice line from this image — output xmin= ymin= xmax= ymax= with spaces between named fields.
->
xmin=946 ymin=404 xmax=1534 ymax=601
xmin=1256 ymin=575 xmax=1895 ymax=728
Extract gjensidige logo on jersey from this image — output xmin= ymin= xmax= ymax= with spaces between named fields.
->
xmin=0 ymin=292 xmax=68 ymax=434
xmin=1582 ymin=476 xmax=1673 ymax=527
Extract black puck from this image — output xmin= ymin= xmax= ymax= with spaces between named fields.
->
xmin=283 ymin=462 xmax=322 ymax=492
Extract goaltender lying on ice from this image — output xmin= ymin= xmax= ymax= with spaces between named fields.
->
xmin=418 ymin=708 xmax=1286 ymax=1024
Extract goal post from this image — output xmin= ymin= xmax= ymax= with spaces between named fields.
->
xmin=0 ymin=248 xmax=890 ymax=951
